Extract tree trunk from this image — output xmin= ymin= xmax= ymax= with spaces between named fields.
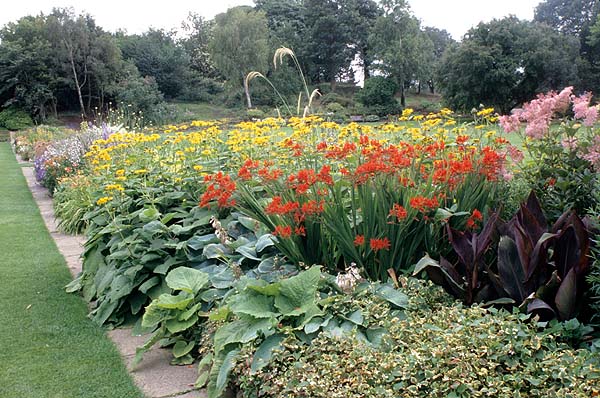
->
xmin=243 ymin=73 xmax=252 ymax=109
xmin=429 ymin=80 xmax=435 ymax=94
xmin=67 ymin=44 xmax=86 ymax=118
xmin=417 ymin=81 xmax=421 ymax=95
xmin=400 ymin=84 xmax=406 ymax=108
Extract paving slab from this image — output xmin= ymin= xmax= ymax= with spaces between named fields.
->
xmin=18 ymin=159 xmax=207 ymax=398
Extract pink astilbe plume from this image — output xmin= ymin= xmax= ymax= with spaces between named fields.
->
xmin=572 ymin=92 xmax=599 ymax=127
xmin=583 ymin=136 xmax=600 ymax=169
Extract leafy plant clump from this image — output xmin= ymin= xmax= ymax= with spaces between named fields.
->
xmin=0 ymin=107 xmax=34 ymax=130
xmin=416 ymin=191 xmax=592 ymax=321
xmin=234 ymin=281 xmax=600 ymax=398
xmin=355 ymin=76 xmax=400 ymax=116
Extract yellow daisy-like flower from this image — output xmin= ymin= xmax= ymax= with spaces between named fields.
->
xmin=105 ymin=184 xmax=125 ymax=192
xmin=133 ymin=169 xmax=148 ymax=175
xmin=96 ymin=196 xmax=113 ymax=206
xmin=193 ymin=165 xmax=204 ymax=171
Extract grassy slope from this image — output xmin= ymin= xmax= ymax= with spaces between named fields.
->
xmin=0 ymin=143 xmax=142 ymax=398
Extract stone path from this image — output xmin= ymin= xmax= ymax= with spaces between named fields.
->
xmin=18 ymin=162 xmax=206 ymax=398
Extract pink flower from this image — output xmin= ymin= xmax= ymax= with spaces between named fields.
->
xmin=499 ymin=114 xmax=521 ymax=133
xmin=573 ymin=93 xmax=592 ymax=120
xmin=554 ymin=86 xmax=573 ymax=113
xmin=561 ymin=136 xmax=578 ymax=152
xmin=507 ymin=145 xmax=524 ymax=163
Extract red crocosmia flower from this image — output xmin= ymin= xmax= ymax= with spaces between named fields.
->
xmin=199 ymin=172 xmax=236 ymax=209
xmin=354 ymin=235 xmax=365 ymax=246
xmin=409 ymin=196 xmax=439 ymax=213
xmin=370 ymin=237 xmax=391 ymax=252
xmin=317 ymin=165 xmax=334 ymax=185
xmin=273 ymin=225 xmax=292 ymax=238
xmin=265 ymin=196 xmax=299 ymax=215
xmin=294 ymin=225 xmax=306 ymax=236
xmin=466 ymin=209 xmax=483 ymax=229
xmin=316 ymin=141 xmax=328 ymax=151
xmin=456 ymin=135 xmax=469 ymax=145
xmin=389 ymin=204 xmax=408 ymax=221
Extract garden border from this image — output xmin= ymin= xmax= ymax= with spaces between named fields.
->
xmin=12 ymin=136 xmax=205 ymax=398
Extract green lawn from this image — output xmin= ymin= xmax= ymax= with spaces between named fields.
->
xmin=0 ymin=143 xmax=142 ymax=398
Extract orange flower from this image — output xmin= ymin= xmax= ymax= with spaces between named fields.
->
xmin=354 ymin=235 xmax=365 ymax=246
xmin=370 ymin=237 xmax=391 ymax=252
xmin=389 ymin=203 xmax=408 ymax=221
xmin=273 ymin=225 xmax=292 ymax=238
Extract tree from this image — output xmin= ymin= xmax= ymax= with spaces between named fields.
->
xmin=438 ymin=17 xmax=580 ymax=113
xmin=180 ymin=13 xmax=218 ymax=78
xmin=0 ymin=15 xmax=59 ymax=119
xmin=368 ymin=1 xmax=428 ymax=106
xmin=423 ymin=27 xmax=455 ymax=94
xmin=302 ymin=0 xmax=353 ymax=85
xmin=341 ymin=0 xmax=382 ymax=79
xmin=534 ymin=0 xmax=600 ymax=93
xmin=118 ymin=29 xmax=191 ymax=99
xmin=209 ymin=6 xmax=270 ymax=108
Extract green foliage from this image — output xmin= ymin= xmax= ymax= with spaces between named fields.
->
xmin=209 ymin=7 xmax=270 ymax=108
xmin=235 ymin=283 xmax=600 ymax=397
xmin=118 ymin=29 xmax=191 ymax=99
xmin=246 ymin=108 xmax=266 ymax=120
xmin=198 ymin=266 xmax=408 ymax=398
xmin=0 ymin=107 xmax=34 ymax=130
xmin=438 ymin=17 xmax=580 ymax=113
xmin=355 ymin=77 xmax=400 ymax=116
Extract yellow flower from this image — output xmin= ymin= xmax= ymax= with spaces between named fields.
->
xmin=134 ymin=169 xmax=148 ymax=175
xmin=193 ymin=165 xmax=204 ymax=171
xmin=105 ymin=184 xmax=125 ymax=192
xmin=96 ymin=196 xmax=113 ymax=206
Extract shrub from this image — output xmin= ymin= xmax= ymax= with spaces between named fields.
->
xmin=320 ymin=92 xmax=354 ymax=108
xmin=499 ymin=86 xmax=600 ymax=222
xmin=365 ymin=114 xmax=380 ymax=122
xmin=0 ymin=107 xmax=34 ymax=130
xmin=246 ymin=108 xmax=266 ymax=120
xmin=355 ymin=77 xmax=400 ymax=116
xmin=324 ymin=102 xmax=348 ymax=122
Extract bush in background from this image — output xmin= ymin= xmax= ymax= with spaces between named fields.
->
xmin=355 ymin=77 xmax=400 ymax=116
xmin=0 ymin=107 xmax=34 ymax=130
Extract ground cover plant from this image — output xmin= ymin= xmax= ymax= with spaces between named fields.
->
xmin=28 ymin=88 xmax=600 ymax=397
xmin=0 ymin=143 xmax=142 ymax=398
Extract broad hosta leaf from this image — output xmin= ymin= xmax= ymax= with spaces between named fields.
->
xmin=156 ymin=292 xmax=194 ymax=310
xmin=142 ymin=304 xmax=172 ymax=328
xmin=236 ymin=245 xmax=261 ymax=261
xmin=213 ymin=318 xmax=275 ymax=355
xmin=255 ymin=234 xmax=275 ymax=253
xmin=203 ymin=243 xmax=227 ymax=259
xmin=250 ymin=334 xmax=285 ymax=373
xmin=138 ymin=276 xmax=160 ymax=294
xmin=166 ymin=314 xmax=198 ymax=333
xmin=230 ymin=292 xmax=277 ymax=319
xmin=139 ymin=207 xmax=160 ymax=222
xmin=214 ymin=348 xmax=240 ymax=398
xmin=375 ymin=284 xmax=408 ymax=309
xmin=497 ymin=236 xmax=527 ymax=303
xmin=277 ymin=266 xmax=321 ymax=310
xmin=246 ymin=280 xmax=281 ymax=296
xmin=196 ymin=353 xmax=213 ymax=388
xmin=172 ymin=340 xmax=195 ymax=358
xmin=165 ymin=267 xmax=209 ymax=294
xmin=187 ymin=234 xmax=219 ymax=251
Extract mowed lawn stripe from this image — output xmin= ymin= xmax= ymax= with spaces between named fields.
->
xmin=0 ymin=143 xmax=142 ymax=398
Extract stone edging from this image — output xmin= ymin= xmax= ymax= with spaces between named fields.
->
xmin=17 ymin=155 xmax=205 ymax=398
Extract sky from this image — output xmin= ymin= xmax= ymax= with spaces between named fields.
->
xmin=0 ymin=0 xmax=542 ymax=40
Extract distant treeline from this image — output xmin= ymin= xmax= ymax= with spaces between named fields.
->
xmin=0 ymin=0 xmax=598 ymax=122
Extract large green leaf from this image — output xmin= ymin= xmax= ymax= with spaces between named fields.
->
xmin=212 ymin=348 xmax=240 ymax=398
xmin=165 ymin=267 xmax=209 ymax=294
xmin=213 ymin=318 xmax=275 ymax=355
xmin=277 ymin=266 xmax=321 ymax=310
xmin=166 ymin=314 xmax=198 ymax=333
xmin=156 ymin=292 xmax=194 ymax=310
xmin=230 ymin=291 xmax=277 ymax=319
xmin=250 ymin=334 xmax=285 ymax=373
xmin=172 ymin=340 xmax=195 ymax=358
xmin=375 ymin=284 xmax=408 ymax=309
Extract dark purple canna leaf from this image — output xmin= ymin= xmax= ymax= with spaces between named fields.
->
xmin=527 ymin=298 xmax=556 ymax=321
xmin=555 ymin=268 xmax=578 ymax=320
xmin=447 ymin=225 xmax=474 ymax=271
xmin=497 ymin=236 xmax=527 ymax=303
xmin=413 ymin=255 xmax=465 ymax=300
xmin=476 ymin=211 xmax=500 ymax=257
xmin=553 ymin=225 xmax=577 ymax=279
xmin=520 ymin=190 xmax=547 ymax=243
xmin=525 ymin=232 xmax=556 ymax=284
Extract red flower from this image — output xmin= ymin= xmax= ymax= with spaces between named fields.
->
xmin=265 ymin=196 xmax=299 ymax=215
xmin=354 ymin=235 xmax=365 ymax=246
xmin=199 ymin=172 xmax=236 ymax=209
xmin=317 ymin=165 xmax=333 ymax=185
xmin=294 ymin=225 xmax=306 ymax=236
xmin=409 ymin=195 xmax=439 ymax=213
xmin=370 ymin=237 xmax=391 ymax=252
xmin=273 ymin=225 xmax=292 ymax=238
xmin=466 ymin=209 xmax=483 ymax=229
xmin=388 ymin=203 xmax=408 ymax=221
